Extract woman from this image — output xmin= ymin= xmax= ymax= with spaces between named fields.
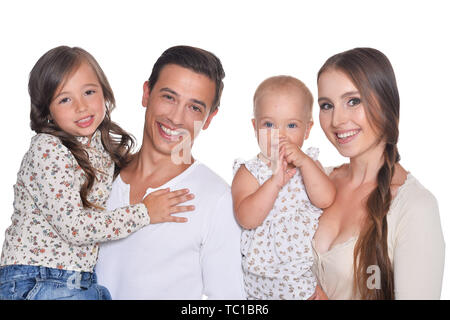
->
xmin=311 ymin=47 xmax=445 ymax=299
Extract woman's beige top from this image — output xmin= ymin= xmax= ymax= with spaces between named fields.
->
xmin=312 ymin=172 xmax=445 ymax=299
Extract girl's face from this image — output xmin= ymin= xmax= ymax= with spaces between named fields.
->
xmin=252 ymin=89 xmax=312 ymax=160
xmin=318 ymin=68 xmax=381 ymax=159
xmin=49 ymin=62 xmax=106 ymax=140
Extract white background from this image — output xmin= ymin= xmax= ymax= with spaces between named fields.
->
xmin=0 ymin=0 xmax=449 ymax=299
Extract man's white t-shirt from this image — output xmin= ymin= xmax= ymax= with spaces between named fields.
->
xmin=95 ymin=161 xmax=246 ymax=299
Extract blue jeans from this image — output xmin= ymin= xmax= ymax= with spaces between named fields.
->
xmin=0 ymin=265 xmax=111 ymax=300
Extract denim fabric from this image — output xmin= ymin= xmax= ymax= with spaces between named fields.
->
xmin=0 ymin=265 xmax=111 ymax=300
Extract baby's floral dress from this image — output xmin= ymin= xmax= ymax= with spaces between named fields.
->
xmin=233 ymin=147 xmax=322 ymax=300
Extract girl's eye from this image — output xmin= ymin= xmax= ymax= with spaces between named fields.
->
xmin=288 ymin=123 xmax=297 ymax=129
xmin=348 ymin=97 xmax=361 ymax=106
xmin=85 ymin=89 xmax=96 ymax=96
xmin=59 ymin=97 xmax=71 ymax=104
xmin=263 ymin=122 xmax=273 ymax=128
xmin=319 ymin=102 xmax=333 ymax=111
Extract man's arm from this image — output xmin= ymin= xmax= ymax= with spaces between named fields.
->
xmin=200 ymin=190 xmax=246 ymax=299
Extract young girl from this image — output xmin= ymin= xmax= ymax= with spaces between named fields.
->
xmin=232 ymin=75 xmax=336 ymax=300
xmin=0 ymin=46 xmax=194 ymax=300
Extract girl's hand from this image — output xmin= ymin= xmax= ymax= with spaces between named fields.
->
xmin=279 ymin=137 xmax=308 ymax=168
xmin=308 ymin=285 xmax=329 ymax=300
xmin=142 ymin=188 xmax=195 ymax=224
xmin=269 ymin=150 xmax=296 ymax=189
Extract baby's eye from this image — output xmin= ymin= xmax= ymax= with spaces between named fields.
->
xmin=288 ymin=123 xmax=297 ymax=129
xmin=263 ymin=122 xmax=273 ymax=128
xmin=319 ymin=102 xmax=333 ymax=111
xmin=348 ymin=98 xmax=361 ymax=107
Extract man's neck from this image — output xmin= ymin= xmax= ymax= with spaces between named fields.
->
xmin=121 ymin=145 xmax=194 ymax=204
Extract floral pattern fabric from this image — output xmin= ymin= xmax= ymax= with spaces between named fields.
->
xmin=233 ymin=147 xmax=322 ymax=300
xmin=1 ymin=131 xmax=150 ymax=272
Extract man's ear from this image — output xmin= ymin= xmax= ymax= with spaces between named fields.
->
xmin=202 ymin=108 xmax=219 ymax=130
xmin=142 ymin=81 xmax=151 ymax=108
xmin=304 ymin=121 xmax=314 ymax=140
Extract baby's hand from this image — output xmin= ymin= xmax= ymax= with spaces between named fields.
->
xmin=142 ymin=188 xmax=195 ymax=224
xmin=279 ymin=137 xmax=308 ymax=168
xmin=269 ymin=150 xmax=296 ymax=189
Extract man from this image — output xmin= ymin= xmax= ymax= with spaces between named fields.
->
xmin=95 ymin=45 xmax=245 ymax=299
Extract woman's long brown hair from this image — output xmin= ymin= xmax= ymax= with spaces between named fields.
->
xmin=318 ymin=48 xmax=400 ymax=299
xmin=28 ymin=46 xmax=135 ymax=208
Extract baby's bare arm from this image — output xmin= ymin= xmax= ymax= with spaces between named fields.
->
xmin=299 ymin=158 xmax=336 ymax=209
xmin=231 ymin=165 xmax=281 ymax=229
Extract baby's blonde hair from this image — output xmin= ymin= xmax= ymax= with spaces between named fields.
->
xmin=253 ymin=75 xmax=314 ymax=120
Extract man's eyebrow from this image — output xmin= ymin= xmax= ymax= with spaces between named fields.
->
xmin=160 ymin=87 xmax=207 ymax=110
xmin=190 ymin=99 xmax=207 ymax=110
xmin=160 ymin=87 xmax=179 ymax=96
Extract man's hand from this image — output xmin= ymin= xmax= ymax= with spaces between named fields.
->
xmin=142 ymin=188 xmax=195 ymax=224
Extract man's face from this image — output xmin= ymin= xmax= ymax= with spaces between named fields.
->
xmin=142 ymin=64 xmax=218 ymax=159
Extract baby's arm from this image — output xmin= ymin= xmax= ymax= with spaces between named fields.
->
xmin=232 ymin=153 xmax=295 ymax=229
xmin=298 ymin=157 xmax=336 ymax=209
xmin=280 ymin=139 xmax=335 ymax=209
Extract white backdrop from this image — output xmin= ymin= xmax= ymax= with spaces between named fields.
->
xmin=1 ymin=0 xmax=448 ymax=299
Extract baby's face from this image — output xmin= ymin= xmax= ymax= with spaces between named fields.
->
xmin=253 ymin=89 xmax=312 ymax=160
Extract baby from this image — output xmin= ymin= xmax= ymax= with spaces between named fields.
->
xmin=232 ymin=75 xmax=336 ymax=299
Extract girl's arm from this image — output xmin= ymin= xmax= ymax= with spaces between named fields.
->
xmin=22 ymin=134 xmax=192 ymax=246
xmin=232 ymin=152 xmax=295 ymax=229
xmin=280 ymin=139 xmax=336 ymax=209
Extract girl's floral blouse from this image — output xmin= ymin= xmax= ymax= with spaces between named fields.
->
xmin=0 ymin=130 xmax=150 ymax=272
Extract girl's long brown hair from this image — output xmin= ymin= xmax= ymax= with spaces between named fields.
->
xmin=318 ymin=48 xmax=400 ymax=299
xmin=28 ymin=46 xmax=135 ymax=208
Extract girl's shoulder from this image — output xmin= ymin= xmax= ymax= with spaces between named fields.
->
xmin=27 ymin=133 xmax=73 ymax=161
xmin=31 ymin=132 xmax=62 ymax=147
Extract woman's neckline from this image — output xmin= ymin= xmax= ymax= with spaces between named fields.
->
xmin=313 ymin=169 xmax=414 ymax=257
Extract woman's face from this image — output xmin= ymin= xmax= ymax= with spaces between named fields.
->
xmin=318 ymin=68 xmax=382 ymax=159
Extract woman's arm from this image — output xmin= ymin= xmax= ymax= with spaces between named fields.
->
xmin=393 ymin=190 xmax=445 ymax=299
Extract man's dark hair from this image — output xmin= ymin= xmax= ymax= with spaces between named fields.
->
xmin=148 ymin=45 xmax=225 ymax=113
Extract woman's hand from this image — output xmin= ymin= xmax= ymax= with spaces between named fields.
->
xmin=308 ymin=285 xmax=329 ymax=300
xmin=142 ymin=188 xmax=195 ymax=224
